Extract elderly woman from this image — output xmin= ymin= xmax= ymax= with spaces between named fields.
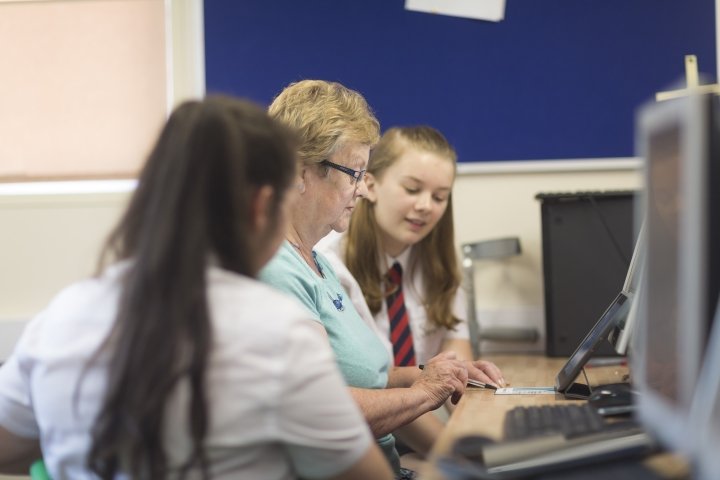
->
xmin=260 ymin=80 xmax=468 ymax=479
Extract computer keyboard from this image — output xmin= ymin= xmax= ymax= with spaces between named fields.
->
xmin=503 ymin=403 xmax=638 ymax=441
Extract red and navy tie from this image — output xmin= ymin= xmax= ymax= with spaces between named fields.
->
xmin=386 ymin=262 xmax=416 ymax=366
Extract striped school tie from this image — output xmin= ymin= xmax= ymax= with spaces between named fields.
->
xmin=386 ymin=262 xmax=416 ymax=366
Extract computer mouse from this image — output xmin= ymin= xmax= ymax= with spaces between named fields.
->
xmin=588 ymin=383 xmax=634 ymax=415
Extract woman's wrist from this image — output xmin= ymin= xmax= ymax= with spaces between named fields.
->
xmin=408 ymin=384 xmax=442 ymax=413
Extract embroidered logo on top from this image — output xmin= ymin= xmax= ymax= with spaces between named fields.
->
xmin=328 ymin=292 xmax=344 ymax=311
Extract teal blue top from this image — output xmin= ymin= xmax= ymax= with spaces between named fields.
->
xmin=260 ymin=242 xmax=399 ymax=473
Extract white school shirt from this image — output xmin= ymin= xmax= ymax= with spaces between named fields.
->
xmin=317 ymin=231 xmax=469 ymax=365
xmin=0 ymin=262 xmax=372 ymax=480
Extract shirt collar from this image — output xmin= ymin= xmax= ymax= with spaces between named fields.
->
xmin=383 ymin=246 xmax=412 ymax=274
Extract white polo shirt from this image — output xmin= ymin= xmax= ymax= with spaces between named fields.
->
xmin=317 ymin=231 xmax=469 ymax=365
xmin=0 ymin=263 xmax=372 ymax=480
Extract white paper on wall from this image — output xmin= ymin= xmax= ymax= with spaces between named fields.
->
xmin=405 ymin=0 xmax=506 ymax=22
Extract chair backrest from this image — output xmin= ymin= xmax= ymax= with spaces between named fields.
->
xmin=461 ymin=237 xmax=539 ymax=357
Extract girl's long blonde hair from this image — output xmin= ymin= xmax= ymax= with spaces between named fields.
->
xmin=345 ymin=126 xmax=462 ymax=331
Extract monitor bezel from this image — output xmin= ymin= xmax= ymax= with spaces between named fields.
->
xmin=632 ymin=93 xmax=712 ymax=455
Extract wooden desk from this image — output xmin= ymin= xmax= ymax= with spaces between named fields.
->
xmin=421 ymin=354 xmax=688 ymax=479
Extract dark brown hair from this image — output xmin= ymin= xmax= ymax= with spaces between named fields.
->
xmin=87 ymin=96 xmax=297 ymax=479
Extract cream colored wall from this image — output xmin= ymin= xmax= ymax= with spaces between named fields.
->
xmin=0 ymin=165 xmax=641 ymax=358
xmin=0 ymin=192 xmax=131 ymax=358
xmin=0 ymin=192 xmax=130 ymax=318
xmin=454 ymin=165 xmax=642 ymax=307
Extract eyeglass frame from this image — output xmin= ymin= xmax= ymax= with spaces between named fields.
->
xmin=319 ymin=159 xmax=366 ymax=186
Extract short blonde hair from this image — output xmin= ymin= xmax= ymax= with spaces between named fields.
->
xmin=268 ymin=80 xmax=380 ymax=166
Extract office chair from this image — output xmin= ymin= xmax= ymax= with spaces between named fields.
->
xmin=29 ymin=459 xmax=50 ymax=480
xmin=462 ymin=237 xmax=540 ymax=357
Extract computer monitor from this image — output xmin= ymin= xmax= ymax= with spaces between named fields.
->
xmin=554 ymin=223 xmax=643 ymax=398
xmin=554 ymin=291 xmax=630 ymax=398
xmin=606 ymin=224 xmax=645 ymax=356
xmin=631 ymin=92 xmax=720 ymax=456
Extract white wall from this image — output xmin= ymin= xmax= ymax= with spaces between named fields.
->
xmin=0 ymin=191 xmax=130 ymax=353
xmin=0 ymin=164 xmax=641 ymax=358
xmin=0 ymin=192 xmax=129 ymax=318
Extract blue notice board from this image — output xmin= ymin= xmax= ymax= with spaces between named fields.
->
xmin=204 ymin=1 xmax=715 ymax=163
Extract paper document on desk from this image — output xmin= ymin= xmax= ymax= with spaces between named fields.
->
xmin=495 ymin=387 xmax=556 ymax=395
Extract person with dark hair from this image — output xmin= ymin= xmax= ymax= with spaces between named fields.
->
xmin=261 ymin=81 xmax=469 ymax=480
xmin=0 ymin=96 xmax=393 ymax=480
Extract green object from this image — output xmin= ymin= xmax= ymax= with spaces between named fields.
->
xmin=29 ymin=459 xmax=51 ymax=480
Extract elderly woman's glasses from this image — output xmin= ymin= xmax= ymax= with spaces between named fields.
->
xmin=320 ymin=160 xmax=366 ymax=186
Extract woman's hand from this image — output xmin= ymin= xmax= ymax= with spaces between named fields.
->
xmin=439 ymin=339 xmax=508 ymax=388
xmin=412 ymin=351 xmax=468 ymax=407
xmin=465 ymin=359 xmax=506 ymax=388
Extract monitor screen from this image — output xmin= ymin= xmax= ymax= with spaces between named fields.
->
xmin=632 ymin=92 xmax=719 ymax=455
xmin=685 ymin=94 xmax=720 ymax=480
xmin=555 ymin=292 xmax=630 ymax=397
xmin=645 ymin=123 xmax=682 ymax=405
